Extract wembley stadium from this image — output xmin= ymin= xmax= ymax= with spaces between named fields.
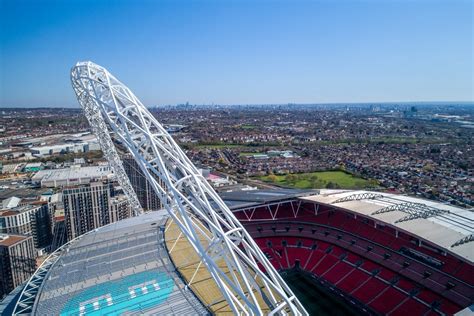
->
xmin=7 ymin=62 xmax=472 ymax=315
xmin=9 ymin=189 xmax=474 ymax=315
xmin=228 ymin=189 xmax=474 ymax=315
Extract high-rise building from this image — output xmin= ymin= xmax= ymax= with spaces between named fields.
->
xmin=40 ymin=192 xmax=65 ymax=249
xmin=122 ymin=154 xmax=162 ymax=211
xmin=63 ymin=180 xmax=131 ymax=240
xmin=0 ymin=202 xmax=52 ymax=249
xmin=29 ymin=202 xmax=53 ymax=249
xmin=50 ymin=216 xmax=66 ymax=251
xmin=0 ymin=234 xmax=36 ymax=299
xmin=109 ymin=195 xmax=132 ymax=222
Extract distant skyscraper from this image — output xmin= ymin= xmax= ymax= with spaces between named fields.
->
xmin=63 ymin=180 xmax=131 ymax=240
xmin=122 ymin=154 xmax=162 ymax=211
xmin=0 ymin=234 xmax=36 ymax=299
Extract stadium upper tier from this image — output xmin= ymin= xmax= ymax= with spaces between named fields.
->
xmin=16 ymin=211 xmax=208 ymax=315
xmin=229 ymin=189 xmax=473 ymax=315
xmin=231 ymin=190 xmax=474 ymax=315
xmin=225 ymin=189 xmax=473 ymax=263
xmin=303 ymin=190 xmax=474 ymax=262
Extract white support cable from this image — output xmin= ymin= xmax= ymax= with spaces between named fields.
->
xmin=70 ymin=61 xmax=308 ymax=315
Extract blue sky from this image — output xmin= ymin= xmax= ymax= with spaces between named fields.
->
xmin=0 ymin=0 xmax=472 ymax=107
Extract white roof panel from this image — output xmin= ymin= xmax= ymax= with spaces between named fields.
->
xmin=301 ymin=190 xmax=474 ymax=262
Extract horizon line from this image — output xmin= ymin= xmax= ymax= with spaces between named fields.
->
xmin=1 ymin=100 xmax=474 ymax=109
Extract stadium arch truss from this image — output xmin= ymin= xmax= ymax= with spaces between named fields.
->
xmin=371 ymin=202 xmax=450 ymax=223
xmin=80 ymin=88 xmax=143 ymax=216
xmin=69 ymin=61 xmax=307 ymax=315
xmin=333 ymin=192 xmax=384 ymax=204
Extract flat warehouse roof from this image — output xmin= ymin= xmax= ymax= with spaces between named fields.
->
xmin=32 ymin=166 xmax=111 ymax=184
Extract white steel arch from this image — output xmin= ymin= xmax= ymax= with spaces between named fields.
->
xmin=80 ymin=90 xmax=143 ymax=216
xmin=70 ymin=61 xmax=307 ymax=315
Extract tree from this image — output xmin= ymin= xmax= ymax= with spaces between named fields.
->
xmin=367 ymin=179 xmax=379 ymax=188
xmin=310 ymin=174 xmax=319 ymax=188
xmin=267 ymin=174 xmax=278 ymax=183
xmin=423 ymin=163 xmax=434 ymax=171
xmin=326 ymin=181 xmax=340 ymax=189
xmin=285 ymin=174 xmax=297 ymax=185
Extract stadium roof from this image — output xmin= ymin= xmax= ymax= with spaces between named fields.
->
xmin=302 ymin=190 xmax=474 ymax=262
xmin=220 ymin=188 xmax=317 ymax=210
xmin=22 ymin=211 xmax=208 ymax=315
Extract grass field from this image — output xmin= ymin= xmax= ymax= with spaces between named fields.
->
xmin=258 ymin=170 xmax=373 ymax=189
xmin=240 ymin=124 xmax=256 ymax=129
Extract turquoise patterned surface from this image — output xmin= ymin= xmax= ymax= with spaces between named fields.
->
xmin=60 ymin=270 xmax=174 ymax=315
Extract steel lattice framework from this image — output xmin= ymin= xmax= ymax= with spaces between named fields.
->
xmin=332 ymin=193 xmax=384 ymax=204
xmin=70 ymin=61 xmax=307 ymax=315
xmin=80 ymin=90 xmax=143 ymax=216
xmin=451 ymin=234 xmax=474 ymax=248
xmin=371 ymin=202 xmax=450 ymax=223
xmin=13 ymin=232 xmax=88 ymax=315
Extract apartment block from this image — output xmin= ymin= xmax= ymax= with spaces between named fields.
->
xmin=0 ymin=234 xmax=36 ymax=299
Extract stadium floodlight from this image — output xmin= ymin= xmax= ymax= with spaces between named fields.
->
xmin=70 ymin=61 xmax=308 ymax=315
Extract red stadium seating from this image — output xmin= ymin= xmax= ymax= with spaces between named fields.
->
xmin=454 ymin=263 xmax=474 ymax=284
xmin=396 ymin=278 xmax=415 ymax=292
xmin=240 ymin=199 xmax=471 ymax=315
xmin=285 ymin=247 xmax=311 ymax=268
xmin=323 ymin=261 xmax=354 ymax=284
xmin=312 ymin=254 xmax=338 ymax=275
xmin=369 ymin=286 xmax=406 ymax=314
xmin=344 ymin=252 xmax=360 ymax=265
xmin=377 ymin=269 xmax=396 ymax=282
xmin=361 ymin=260 xmax=379 ymax=273
xmin=351 ymin=278 xmax=388 ymax=302
xmin=391 ymin=298 xmax=429 ymax=315
xmin=337 ymin=269 xmax=371 ymax=293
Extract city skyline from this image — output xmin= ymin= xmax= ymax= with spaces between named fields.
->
xmin=1 ymin=0 xmax=473 ymax=107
